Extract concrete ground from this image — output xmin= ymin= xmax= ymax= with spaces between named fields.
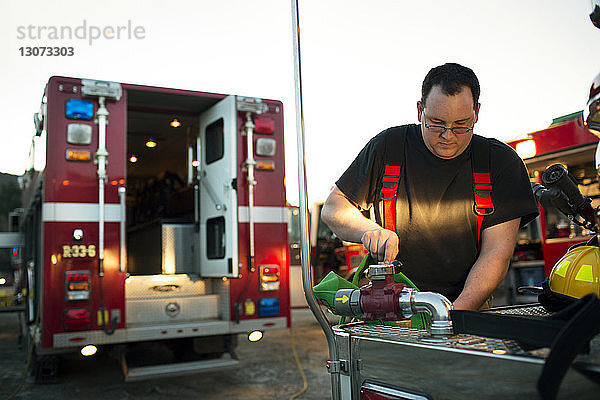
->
xmin=0 ymin=309 xmax=337 ymax=400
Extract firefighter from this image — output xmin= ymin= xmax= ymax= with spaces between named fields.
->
xmin=322 ymin=63 xmax=539 ymax=310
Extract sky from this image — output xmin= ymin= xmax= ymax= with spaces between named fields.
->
xmin=1 ymin=0 xmax=599 ymax=206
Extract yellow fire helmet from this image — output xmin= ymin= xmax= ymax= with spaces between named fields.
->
xmin=548 ymin=245 xmax=600 ymax=300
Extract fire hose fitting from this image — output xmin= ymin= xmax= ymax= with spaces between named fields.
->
xmin=333 ymin=262 xmax=453 ymax=336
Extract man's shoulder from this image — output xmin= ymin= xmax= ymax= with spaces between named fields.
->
xmin=473 ymin=134 xmax=520 ymax=160
xmin=374 ymin=123 xmax=419 ymax=142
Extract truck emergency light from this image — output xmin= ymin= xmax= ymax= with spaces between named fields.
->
xmin=65 ymin=99 xmax=94 ymax=120
xmin=254 ymin=116 xmax=274 ymax=134
xmin=515 ymin=139 xmax=537 ymax=159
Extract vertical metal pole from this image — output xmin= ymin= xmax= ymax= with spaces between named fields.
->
xmin=290 ymin=1 xmax=341 ymax=399
xmin=245 ymin=112 xmax=257 ymax=272
xmin=118 ymin=186 xmax=126 ymax=273
xmin=96 ymin=96 xmax=109 ymax=273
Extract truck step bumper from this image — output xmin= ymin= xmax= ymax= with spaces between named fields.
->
xmin=121 ymin=353 xmax=239 ymax=382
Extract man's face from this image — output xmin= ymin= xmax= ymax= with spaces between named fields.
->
xmin=417 ymin=85 xmax=480 ymax=159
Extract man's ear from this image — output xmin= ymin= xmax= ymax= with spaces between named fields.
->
xmin=417 ymin=101 xmax=423 ymax=122
xmin=474 ymin=103 xmax=481 ymax=123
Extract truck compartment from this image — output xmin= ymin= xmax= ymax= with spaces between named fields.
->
xmin=124 ymin=89 xmax=222 ymax=276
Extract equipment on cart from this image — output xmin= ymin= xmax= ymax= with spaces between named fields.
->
xmin=523 ymin=163 xmax=600 ymax=312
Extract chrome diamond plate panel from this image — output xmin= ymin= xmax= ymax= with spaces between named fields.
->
xmin=126 ymin=295 xmax=219 ymax=326
xmin=125 ymin=274 xmax=210 ymax=299
xmin=340 ymin=324 xmax=529 ymax=356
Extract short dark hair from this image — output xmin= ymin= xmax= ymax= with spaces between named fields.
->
xmin=421 ymin=63 xmax=480 ymax=110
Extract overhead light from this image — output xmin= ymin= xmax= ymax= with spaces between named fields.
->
xmin=129 ymin=155 xmax=138 ymax=163
xmin=170 ymin=119 xmax=181 ymax=128
xmin=145 ymin=140 xmax=157 ymax=148
xmin=248 ymin=330 xmax=263 ymax=342
xmin=81 ymin=345 xmax=97 ymax=357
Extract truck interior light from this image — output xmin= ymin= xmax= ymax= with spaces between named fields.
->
xmin=248 ymin=330 xmax=263 ymax=342
xmin=129 ymin=155 xmax=138 ymax=163
xmin=515 ymin=139 xmax=536 ymax=159
xmin=255 ymin=138 xmax=276 ymax=157
xmin=81 ymin=345 xmax=97 ymax=357
xmin=170 ymin=119 xmax=181 ymax=128
xmin=65 ymin=99 xmax=94 ymax=120
xmin=145 ymin=139 xmax=157 ymax=148
xmin=65 ymin=149 xmax=92 ymax=161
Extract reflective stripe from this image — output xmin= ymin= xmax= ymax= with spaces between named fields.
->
xmin=42 ymin=202 xmax=121 ymax=222
xmin=237 ymin=206 xmax=287 ymax=224
xmin=575 ymin=264 xmax=594 ymax=283
xmin=555 ymin=260 xmax=571 ymax=278
xmin=43 ymin=203 xmax=287 ymax=224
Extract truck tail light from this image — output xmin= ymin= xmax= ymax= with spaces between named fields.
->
xmin=63 ymin=308 xmax=92 ymax=331
xmin=361 ymin=382 xmax=431 ymax=400
xmin=259 ymin=265 xmax=280 ymax=291
xmin=66 ymin=270 xmax=91 ymax=301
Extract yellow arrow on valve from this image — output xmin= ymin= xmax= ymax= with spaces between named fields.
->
xmin=335 ymin=295 xmax=349 ymax=304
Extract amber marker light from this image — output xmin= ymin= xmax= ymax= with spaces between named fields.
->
xmin=129 ymin=155 xmax=138 ymax=163
xmin=170 ymin=119 xmax=181 ymax=128
xmin=192 ymin=160 xmax=199 ymax=167
xmin=145 ymin=140 xmax=157 ymax=148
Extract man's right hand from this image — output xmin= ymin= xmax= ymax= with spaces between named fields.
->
xmin=361 ymin=228 xmax=399 ymax=263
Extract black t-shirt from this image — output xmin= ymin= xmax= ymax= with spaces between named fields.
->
xmin=336 ymin=124 xmax=539 ymax=300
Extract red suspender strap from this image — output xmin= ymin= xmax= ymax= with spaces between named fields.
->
xmin=380 ymin=165 xmax=401 ymax=231
xmin=472 ymin=136 xmax=494 ymax=250
xmin=473 ymin=172 xmax=494 ymax=245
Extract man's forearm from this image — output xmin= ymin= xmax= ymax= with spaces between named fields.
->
xmin=453 ymin=258 xmax=508 ymax=310
xmin=321 ymin=187 xmax=381 ymax=243
xmin=453 ymin=218 xmax=520 ymax=310
xmin=322 ymin=186 xmax=399 ymax=262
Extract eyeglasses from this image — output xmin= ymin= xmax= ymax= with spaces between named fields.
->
xmin=422 ymin=112 xmax=475 ymax=135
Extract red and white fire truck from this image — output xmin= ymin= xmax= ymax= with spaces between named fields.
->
xmin=19 ymin=76 xmax=290 ymax=381
xmin=507 ymin=112 xmax=600 ymax=290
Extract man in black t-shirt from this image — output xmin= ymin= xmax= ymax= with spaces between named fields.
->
xmin=321 ymin=63 xmax=538 ymax=310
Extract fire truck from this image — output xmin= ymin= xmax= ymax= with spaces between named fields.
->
xmin=18 ymin=76 xmax=290 ymax=382
xmin=506 ymin=112 xmax=600 ymax=302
